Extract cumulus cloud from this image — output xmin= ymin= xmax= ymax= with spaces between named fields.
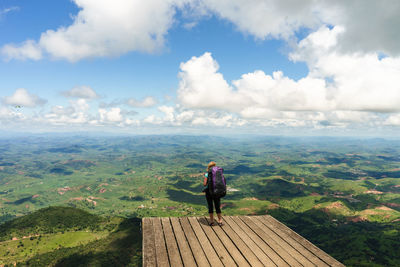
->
xmin=143 ymin=114 xmax=158 ymax=124
xmin=3 ymin=0 xmax=400 ymax=62
xmin=40 ymin=100 xmax=139 ymax=127
xmin=3 ymin=88 xmax=47 ymax=107
xmin=45 ymin=99 xmax=91 ymax=125
xmin=2 ymin=1 xmax=400 ymax=132
xmin=62 ymin=86 xmax=99 ymax=99
xmin=0 ymin=106 xmax=25 ymax=123
xmin=322 ymin=0 xmax=400 ymax=56
xmin=201 ymin=0 xmax=321 ymax=40
xmin=158 ymin=106 xmax=175 ymax=122
xmin=290 ymin=26 xmax=400 ymax=112
xmin=98 ymin=96 xmax=156 ymax=108
xmin=143 ymin=106 xmax=174 ymax=125
xmin=178 ymin=52 xmax=238 ymax=110
xmin=127 ymin=96 xmax=157 ymax=107
xmin=202 ymin=0 xmax=400 ymax=55
xmin=2 ymin=0 xmax=188 ymax=62
xmin=178 ymin=45 xmax=400 ymax=126
xmin=384 ymin=114 xmax=400 ymax=126
xmin=99 ymin=107 xmax=124 ymax=123
xmin=142 ymin=104 xmax=246 ymax=128
xmin=178 ymin=52 xmax=333 ymax=115
xmin=1 ymin=40 xmax=42 ymax=61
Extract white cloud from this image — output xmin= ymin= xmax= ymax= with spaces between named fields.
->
xmin=158 ymin=105 xmax=175 ymax=122
xmin=45 ymin=99 xmax=91 ymax=125
xmin=143 ymin=114 xmax=159 ymax=124
xmin=99 ymin=96 xmax=157 ymax=108
xmin=121 ymin=110 xmax=138 ymax=117
xmin=142 ymin=104 xmax=247 ymax=128
xmin=0 ymin=106 xmax=25 ymax=122
xmin=2 ymin=1 xmax=400 ymax=133
xmin=127 ymin=96 xmax=157 ymax=107
xmin=328 ymin=111 xmax=376 ymax=123
xmin=124 ymin=118 xmax=140 ymax=126
xmin=322 ymin=0 xmax=400 ymax=56
xmin=177 ymin=44 xmax=400 ymax=127
xmin=63 ymin=86 xmax=99 ymax=99
xmin=202 ymin=0 xmax=400 ymax=55
xmin=1 ymin=40 xmax=42 ymax=61
xmin=191 ymin=116 xmax=207 ymax=126
xmin=142 ymin=106 xmax=175 ymax=125
xmin=201 ymin=0 xmax=321 ymax=40
xmin=177 ymin=52 xmax=332 ymax=115
xmin=2 ymin=0 xmax=188 ymax=62
xmin=99 ymin=107 xmax=123 ymax=122
xmin=3 ymin=88 xmax=47 ymax=107
xmin=3 ymin=1 xmax=400 ymax=61
xmin=384 ymin=114 xmax=400 ymax=126
xmin=290 ymin=26 xmax=400 ymax=112
xmin=176 ymin=110 xmax=194 ymax=123
xmin=233 ymin=70 xmax=332 ymax=112
xmin=43 ymin=101 xmax=139 ymax=128
xmin=177 ymin=52 xmax=240 ymax=111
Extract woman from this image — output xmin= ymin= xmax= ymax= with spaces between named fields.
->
xmin=203 ymin=161 xmax=223 ymax=226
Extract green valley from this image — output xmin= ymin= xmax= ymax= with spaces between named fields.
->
xmin=0 ymin=135 xmax=399 ymax=266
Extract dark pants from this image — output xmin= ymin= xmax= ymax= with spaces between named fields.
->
xmin=206 ymin=193 xmax=221 ymax=214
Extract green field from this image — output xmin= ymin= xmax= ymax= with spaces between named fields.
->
xmin=0 ymin=135 xmax=399 ymax=266
xmin=0 ymin=231 xmax=108 ymax=265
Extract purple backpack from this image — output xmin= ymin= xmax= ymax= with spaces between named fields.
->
xmin=208 ymin=166 xmax=226 ymax=198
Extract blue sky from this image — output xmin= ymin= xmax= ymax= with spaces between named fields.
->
xmin=1 ymin=0 xmax=400 ymax=135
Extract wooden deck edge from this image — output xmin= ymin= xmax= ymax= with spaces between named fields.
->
xmin=142 ymin=216 xmax=345 ymax=267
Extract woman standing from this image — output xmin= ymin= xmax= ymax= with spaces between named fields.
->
xmin=203 ymin=161 xmax=223 ymax=226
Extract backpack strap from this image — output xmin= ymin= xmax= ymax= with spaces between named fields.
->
xmin=207 ymin=169 xmax=213 ymax=190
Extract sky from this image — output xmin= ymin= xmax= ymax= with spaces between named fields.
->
xmin=1 ymin=0 xmax=400 ymax=136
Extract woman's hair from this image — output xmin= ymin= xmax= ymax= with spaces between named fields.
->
xmin=207 ymin=161 xmax=216 ymax=171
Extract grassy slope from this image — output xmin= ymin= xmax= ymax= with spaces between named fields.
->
xmin=0 ymin=206 xmax=141 ymax=266
xmin=0 ymin=206 xmax=103 ymax=241
xmin=20 ymin=217 xmax=141 ymax=267
xmin=1 ymin=231 xmax=108 ymax=265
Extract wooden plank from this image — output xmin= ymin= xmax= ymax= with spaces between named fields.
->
xmin=198 ymin=217 xmax=237 ymax=267
xmin=251 ymin=216 xmax=315 ymax=267
xmin=170 ymin=217 xmax=197 ymax=266
xmin=260 ymin=215 xmax=329 ymax=267
xmin=230 ymin=216 xmax=289 ymax=267
xmin=161 ymin=217 xmax=183 ymax=267
xmin=142 ymin=217 xmax=156 ymax=267
xmin=152 ymin=218 xmax=170 ymax=267
xmin=180 ymin=217 xmax=210 ymax=267
xmin=188 ymin=217 xmax=224 ymax=267
xmin=144 ymin=216 xmax=343 ymax=267
xmin=218 ymin=217 xmax=264 ymax=267
xmin=264 ymin=215 xmax=345 ymax=267
xmin=209 ymin=217 xmax=251 ymax=267
xmin=224 ymin=216 xmax=277 ymax=266
xmin=240 ymin=216 xmax=302 ymax=267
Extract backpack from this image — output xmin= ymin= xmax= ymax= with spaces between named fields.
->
xmin=208 ymin=166 xmax=226 ymax=198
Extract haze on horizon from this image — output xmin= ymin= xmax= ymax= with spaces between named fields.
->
xmin=1 ymin=0 xmax=400 ymax=136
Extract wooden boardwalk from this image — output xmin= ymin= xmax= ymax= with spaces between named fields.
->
xmin=142 ymin=215 xmax=344 ymax=267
